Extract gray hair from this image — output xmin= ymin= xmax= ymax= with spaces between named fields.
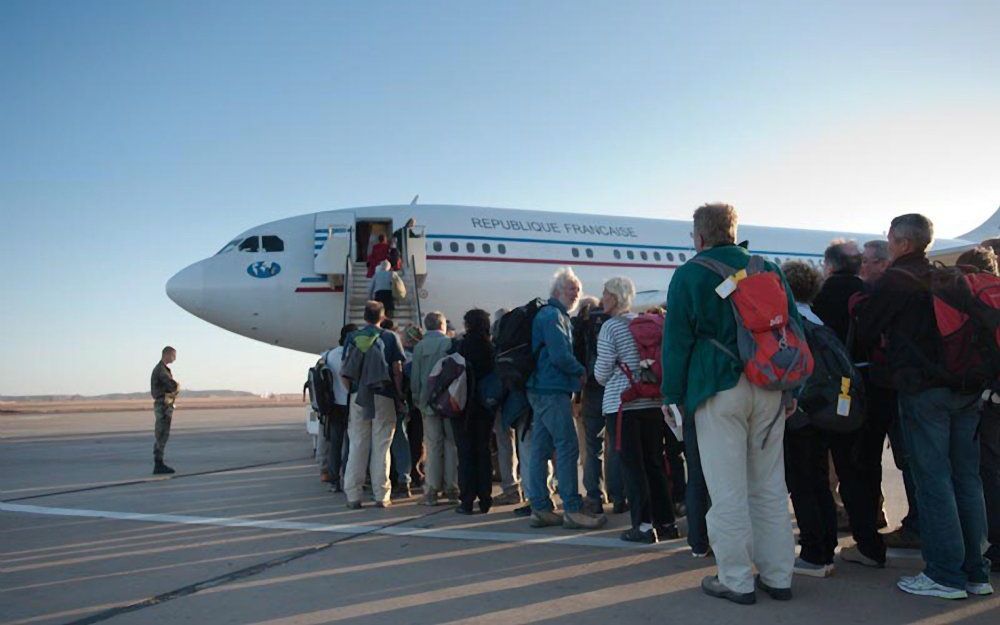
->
xmin=693 ymin=203 xmax=738 ymax=248
xmin=890 ymin=213 xmax=934 ymax=252
xmin=863 ymin=239 xmax=889 ymax=261
xmin=823 ymin=239 xmax=861 ymax=274
xmin=423 ymin=311 xmax=446 ymax=331
xmin=550 ymin=266 xmax=581 ymax=298
xmin=602 ymin=277 xmax=635 ymax=312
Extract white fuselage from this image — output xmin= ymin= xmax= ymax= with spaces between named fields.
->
xmin=166 ymin=204 xmax=975 ymax=353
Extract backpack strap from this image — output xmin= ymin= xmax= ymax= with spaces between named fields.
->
xmin=689 ymin=256 xmax=739 ymax=278
xmin=708 ymin=338 xmax=741 ymax=364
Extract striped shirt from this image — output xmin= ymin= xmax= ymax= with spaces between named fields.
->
xmin=594 ymin=314 xmax=661 ymax=416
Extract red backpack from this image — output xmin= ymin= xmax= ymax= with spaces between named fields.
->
xmin=895 ymin=264 xmax=1000 ymax=392
xmin=692 ymin=255 xmax=814 ymax=391
xmin=614 ymin=312 xmax=665 ymax=450
xmin=618 ymin=312 xmax=665 ymax=403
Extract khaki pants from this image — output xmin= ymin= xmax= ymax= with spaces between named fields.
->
xmin=153 ymin=401 xmax=173 ymax=461
xmin=694 ymin=375 xmax=795 ymax=593
xmin=344 ymin=394 xmax=397 ymax=504
xmin=422 ymin=410 xmax=458 ymax=494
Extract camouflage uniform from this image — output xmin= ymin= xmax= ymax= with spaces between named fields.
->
xmin=150 ymin=361 xmax=178 ymax=463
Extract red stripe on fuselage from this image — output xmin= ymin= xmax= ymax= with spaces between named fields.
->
xmin=426 ymin=255 xmax=681 ymax=269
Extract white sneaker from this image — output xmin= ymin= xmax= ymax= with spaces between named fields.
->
xmin=839 ymin=545 xmax=885 ymax=568
xmin=794 ymin=557 xmax=834 ymax=578
xmin=897 ymin=573 xmax=968 ymax=599
xmin=966 ymin=581 xmax=994 ymax=596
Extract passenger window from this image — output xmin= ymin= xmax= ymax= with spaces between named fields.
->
xmin=466 ymin=242 xmax=475 ymax=253
xmin=640 ymin=251 xmax=648 ymax=261
xmin=626 ymin=250 xmax=635 ymax=260
xmin=654 ymin=251 xmax=661 ymax=261
xmin=482 ymin=243 xmax=491 ymax=253
xmin=666 ymin=252 xmax=675 ymax=261
xmin=450 ymin=242 xmax=459 ymax=253
xmin=585 ymin=249 xmax=594 ymax=258
xmin=498 ymin=244 xmax=507 ymax=254
xmin=238 ymin=236 xmax=260 ymax=252
xmin=774 ymin=257 xmax=782 ymax=264
xmin=432 ymin=241 xmax=442 ymax=252
xmin=679 ymin=253 xmax=687 ymax=262
xmin=572 ymin=248 xmax=580 ymax=258
xmin=261 ymin=236 xmax=284 ymax=252
xmin=614 ymin=250 xmax=621 ymax=260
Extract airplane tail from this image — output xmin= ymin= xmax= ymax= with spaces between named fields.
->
xmin=958 ymin=205 xmax=1000 ymax=242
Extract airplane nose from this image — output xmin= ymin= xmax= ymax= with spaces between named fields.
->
xmin=166 ymin=262 xmax=205 ymax=314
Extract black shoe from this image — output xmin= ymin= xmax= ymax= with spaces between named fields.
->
xmin=392 ymin=484 xmax=412 ymax=498
xmin=654 ymin=523 xmax=680 ymax=541
xmin=153 ymin=462 xmax=175 ymax=475
xmin=455 ymin=504 xmax=475 ymax=515
xmin=755 ymin=575 xmax=792 ymax=601
xmin=328 ymin=481 xmax=342 ymax=493
xmin=479 ymin=498 xmax=492 ymax=515
xmin=701 ymin=575 xmax=756 ymax=605
xmin=512 ymin=504 xmax=532 ymax=517
xmin=612 ymin=501 xmax=629 ymax=514
xmin=985 ymin=544 xmax=1000 ymax=573
xmin=620 ymin=527 xmax=656 ymax=544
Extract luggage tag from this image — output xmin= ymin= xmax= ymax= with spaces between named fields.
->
xmin=837 ymin=377 xmax=852 ymax=417
xmin=715 ymin=269 xmax=747 ymax=299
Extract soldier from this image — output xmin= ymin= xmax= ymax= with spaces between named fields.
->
xmin=151 ymin=346 xmax=180 ymax=474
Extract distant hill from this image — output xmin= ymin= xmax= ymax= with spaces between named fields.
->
xmin=0 ymin=390 xmax=258 ymax=402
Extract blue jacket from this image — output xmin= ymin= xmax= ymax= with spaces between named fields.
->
xmin=527 ymin=298 xmax=585 ymax=395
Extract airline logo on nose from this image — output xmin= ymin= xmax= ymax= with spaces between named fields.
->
xmin=247 ymin=261 xmax=281 ymax=279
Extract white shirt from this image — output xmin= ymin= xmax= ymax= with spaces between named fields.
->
xmin=796 ymin=302 xmax=824 ymax=325
xmin=323 ymin=346 xmax=349 ymax=405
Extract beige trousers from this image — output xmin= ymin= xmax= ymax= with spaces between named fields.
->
xmin=694 ymin=375 xmax=795 ymax=593
xmin=421 ymin=410 xmax=458 ymax=493
xmin=344 ymin=394 xmax=397 ymax=504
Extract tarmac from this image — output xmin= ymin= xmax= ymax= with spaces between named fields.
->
xmin=1 ymin=406 xmax=998 ymax=625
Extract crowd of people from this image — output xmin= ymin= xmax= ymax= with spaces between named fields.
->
xmin=305 ymin=203 xmax=1000 ymax=605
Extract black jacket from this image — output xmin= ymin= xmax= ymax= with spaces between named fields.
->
xmin=812 ymin=270 xmax=865 ymax=345
xmin=854 ymin=252 xmax=944 ymax=393
xmin=458 ymin=333 xmax=495 ymax=420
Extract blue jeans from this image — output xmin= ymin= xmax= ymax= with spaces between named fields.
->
xmin=899 ymin=388 xmax=990 ymax=587
xmin=888 ymin=410 xmax=920 ymax=533
xmin=683 ymin=409 xmax=710 ymax=553
xmin=391 ymin=412 xmax=411 ymax=485
xmin=527 ymin=392 xmax=583 ymax=513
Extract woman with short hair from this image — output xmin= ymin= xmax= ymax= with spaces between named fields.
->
xmin=594 ymin=276 xmax=677 ymax=543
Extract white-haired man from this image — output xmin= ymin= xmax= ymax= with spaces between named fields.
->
xmin=526 ymin=267 xmax=607 ymax=530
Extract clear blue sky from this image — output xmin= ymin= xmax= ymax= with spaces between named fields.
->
xmin=2 ymin=1 xmax=998 ymax=395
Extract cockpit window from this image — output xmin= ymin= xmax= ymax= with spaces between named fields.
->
xmin=261 ymin=235 xmax=284 ymax=252
xmin=238 ymin=236 xmax=260 ymax=252
xmin=216 ymin=239 xmax=241 ymax=255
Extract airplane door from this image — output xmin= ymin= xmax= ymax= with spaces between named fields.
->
xmin=313 ymin=214 xmax=353 ymax=276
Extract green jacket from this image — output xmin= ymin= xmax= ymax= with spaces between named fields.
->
xmin=661 ymin=244 xmax=801 ymax=415
xmin=410 ymin=331 xmax=453 ymax=412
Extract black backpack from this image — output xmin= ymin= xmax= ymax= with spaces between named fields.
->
xmin=306 ymin=355 xmax=338 ymax=419
xmin=495 ymin=298 xmax=547 ymax=391
xmin=795 ymin=320 xmax=866 ymax=433
xmin=573 ymin=307 xmax=609 ymax=385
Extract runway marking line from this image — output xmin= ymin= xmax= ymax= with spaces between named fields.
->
xmin=0 ymin=501 xmax=923 ymax=557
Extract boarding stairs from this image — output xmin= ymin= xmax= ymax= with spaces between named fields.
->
xmin=343 ymin=261 xmax=422 ymax=329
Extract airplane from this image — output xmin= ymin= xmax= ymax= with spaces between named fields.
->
xmin=166 ymin=204 xmax=1000 ymax=354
